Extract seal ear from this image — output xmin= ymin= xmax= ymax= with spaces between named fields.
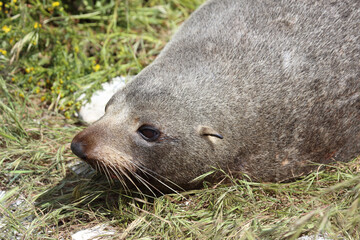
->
xmin=197 ymin=126 xmax=223 ymax=139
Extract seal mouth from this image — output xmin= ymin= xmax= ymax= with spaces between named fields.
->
xmin=85 ymin=159 xmax=169 ymax=195
xmin=83 ymin=155 xmax=183 ymax=195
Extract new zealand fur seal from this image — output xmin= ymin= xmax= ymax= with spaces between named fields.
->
xmin=71 ymin=0 xmax=360 ymax=193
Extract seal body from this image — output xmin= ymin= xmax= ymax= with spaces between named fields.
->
xmin=71 ymin=0 xmax=360 ymax=192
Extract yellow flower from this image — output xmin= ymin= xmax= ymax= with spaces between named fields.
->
xmin=0 ymin=2 xmax=3 ymax=6
xmin=74 ymin=46 xmax=79 ymax=53
xmin=34 ymin=22 xmax=42 ymax=29
xmin=13 ymin=0 xmax=17 ymax=3
xmin=92 ymin=64 xmax=100 ymax=72
xmin=25 ymin=68 xmax=31 ymax=73
xmin=64 ymin=111 xmax=71 ymax=119
xmin=9 ymin=38 xmax=13 ymax=44
xmin=19 ymin=92 xmax=24 ymax=98
xmin=0 ymin=49 xmax=6 ymax=55
xmin=52 ymin=2 xmax=60 ymax=7
xmin=35 ymin=88 xmax=40 ymax=94
xmin=2 ymin=25 xmax=11 ymax=33
xmin=41 ymin=96 xmax=46 ymax=102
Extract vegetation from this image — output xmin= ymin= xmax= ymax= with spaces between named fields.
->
xmin=0 ymin=0 xmax=359 ymax=239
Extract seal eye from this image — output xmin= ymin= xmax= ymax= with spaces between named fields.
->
xmin=138 ymin=125 xmax=160 ymax=142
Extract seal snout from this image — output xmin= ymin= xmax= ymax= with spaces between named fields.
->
xmin=71 ymin=140 xmax=87 ymax=160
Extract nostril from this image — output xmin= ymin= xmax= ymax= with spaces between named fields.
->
xmin=71 ymin=141 xmax=87 ymax=159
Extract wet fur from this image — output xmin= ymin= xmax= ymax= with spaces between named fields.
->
xmin=72 ymin=0 xmax=360 ymax=193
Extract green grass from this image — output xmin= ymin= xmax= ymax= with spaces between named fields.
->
xmin=1 ymin=0 xmax=360 ymax=239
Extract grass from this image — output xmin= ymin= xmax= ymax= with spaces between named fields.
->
xmin=1 ymin=0 xmax=360 ymax=239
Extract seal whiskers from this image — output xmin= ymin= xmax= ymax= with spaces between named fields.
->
xmin=132 ymin=162 xmax=184 ymax=196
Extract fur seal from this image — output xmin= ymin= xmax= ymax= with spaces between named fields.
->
xmin=71 ymin=0 xmax=360 ymax=193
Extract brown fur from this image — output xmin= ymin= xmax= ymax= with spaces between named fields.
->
xmin=72 ymin=0 xmax=360 ymax=193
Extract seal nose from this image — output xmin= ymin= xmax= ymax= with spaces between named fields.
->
xmin=71 ymin=141 xmax=87 ymax=159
